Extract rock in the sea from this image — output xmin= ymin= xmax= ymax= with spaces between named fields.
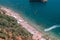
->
xmin=30 ymin=0 xmax=41 ymax=2
xmin=30 ymin=0 xmax=47 ymax=2
xmin=41 ymin=0 xmax=47 ymax=2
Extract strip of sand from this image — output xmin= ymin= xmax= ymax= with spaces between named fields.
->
xmin=0 ymin=6 xmax=46 ymax=40
xmin=0 ymin=6 xmax=59 ymax=40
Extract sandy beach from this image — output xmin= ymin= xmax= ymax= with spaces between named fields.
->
xmin=0 ymin=6 xmax=60 ymax=40
xmin=0 ymin=6 xmax=48 ymax=40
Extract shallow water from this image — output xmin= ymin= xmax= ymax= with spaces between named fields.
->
xmin=0 ymin=0 xmax=60 ymax=36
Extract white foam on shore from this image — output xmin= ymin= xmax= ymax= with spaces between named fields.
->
xmin=44 ymin=25 xmax=60 ymax=32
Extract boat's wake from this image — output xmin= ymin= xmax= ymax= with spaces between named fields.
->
xmin=44 ymin=25 xmax=60 ymax=32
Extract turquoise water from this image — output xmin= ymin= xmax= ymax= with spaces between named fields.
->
xmin=0 ymin=0 xmax=60 ymax=36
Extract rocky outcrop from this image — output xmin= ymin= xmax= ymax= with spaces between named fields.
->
xmin=30 ymin=0 xmax=47 ymax=2
xmin=41 ymin=0 xmax=47 ymax=2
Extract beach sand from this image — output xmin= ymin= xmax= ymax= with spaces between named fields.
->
xmin=0 ymin=6 xmax=59 ymax=40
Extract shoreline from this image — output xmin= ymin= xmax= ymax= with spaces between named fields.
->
xmin=0 ymin=6 xmax=59 ymax=40
xmin=0 ymin=6 xmax=44 ymax=40
xmin=20 ymin=14 xmax=60 ymax=38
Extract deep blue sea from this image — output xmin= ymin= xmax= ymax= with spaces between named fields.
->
xmin=0 ymin=0 xmax=60 ymax=36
